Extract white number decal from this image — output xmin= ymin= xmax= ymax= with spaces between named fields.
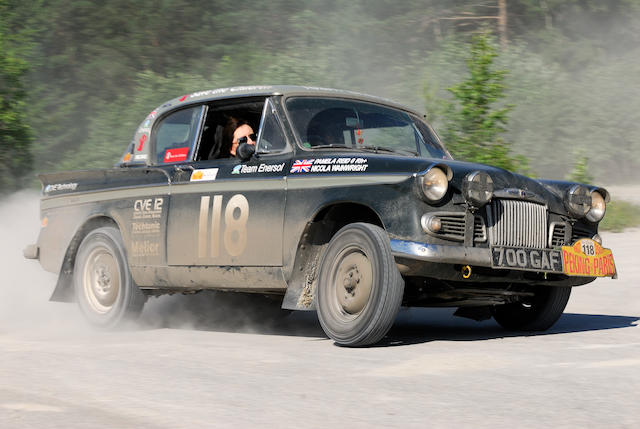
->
xmin=198 ymin=194 xmax=249 ymax=258
xmin=581 ymin=242 xmax=595 ymax=256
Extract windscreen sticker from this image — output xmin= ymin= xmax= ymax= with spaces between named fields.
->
xmin=137 ymin=134 xmax=147 ymax=151
xmin=134 ymin=154 xmax=148 ymax=161
xmin=163 ymin=147 xmax=189 ymax=163
xmin=290 ymin=157 xmax=368 ymax=173
xmin=191 ymin=168 xmax=219 ymax=182
xmin=179 ymin=94 xmax=188 ymax=102
xmin=123 ymin=153 xmax=132 ymax=162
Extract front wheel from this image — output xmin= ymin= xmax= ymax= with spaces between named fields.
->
xmin=492 ymin=285 xmax=571 ymax=331
xmin=316 ymin=223 xmax=404 ymax=347
xmin=74 ymin=226 xmax=146 ymax=327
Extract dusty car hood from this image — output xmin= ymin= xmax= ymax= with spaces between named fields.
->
xmin=338 ymin=153 xmax=573 ymax=214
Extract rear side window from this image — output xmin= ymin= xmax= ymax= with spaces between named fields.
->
xmin=154 ymin=106 xmax=205 ymax=164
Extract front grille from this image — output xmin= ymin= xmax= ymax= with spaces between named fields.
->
xmin=571 ymin=224 xmax=594 ymax=243
xmin=430 ymin=213 xmax=486 ymax=242
xmin=487 ymin=200 xmax=547 ymax=249
xmin=550 ymin=222 xmax=568 ymax=247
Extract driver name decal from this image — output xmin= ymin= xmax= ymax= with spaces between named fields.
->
xmin=290 ymin=158 xmax=368 ymax=174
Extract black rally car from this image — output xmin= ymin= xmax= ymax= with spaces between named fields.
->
xmin=25 ymin=85 xmax=617 ymax=346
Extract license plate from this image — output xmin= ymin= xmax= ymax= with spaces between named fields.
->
xmin=561 ymin=238 xmax=616 ymax=277
xmin=491 ymin=246 xmax=563 ymax=273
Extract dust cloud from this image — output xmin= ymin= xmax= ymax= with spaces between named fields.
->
xmin=0 ymin=191 xmax=80 ymax=334
xmin=0 ymin=191 xmax=318 ymax=338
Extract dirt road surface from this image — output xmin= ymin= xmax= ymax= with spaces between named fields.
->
xmin=1 ymin=192 xmax=638 ymax=428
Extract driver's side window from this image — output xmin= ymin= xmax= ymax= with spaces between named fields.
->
xmin=193 ymin=98 xmax=289 ymax=161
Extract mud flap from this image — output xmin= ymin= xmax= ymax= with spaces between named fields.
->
xmin=49 ymin=270 xmax=75 ymax=302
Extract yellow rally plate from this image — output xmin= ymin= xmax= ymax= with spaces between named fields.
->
xmin=561 ymin=238 xmax=616 ymax=277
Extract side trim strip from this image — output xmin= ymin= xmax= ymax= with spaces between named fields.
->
xmin=41 ymin=184 xmax=172 ymax=210
xmin=287 ymin=174 xmax=410 ymax=190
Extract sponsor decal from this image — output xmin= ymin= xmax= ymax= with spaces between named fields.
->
xmin=179 ymin=94 xmax=188 ymax=102
xmin=146 ymin=110 xmax=157 ymax=119
xmin=133 ymin=197 xmax=164 ymax=220
xmin=561 ymin=239 xmax=616 ymax=277
xmin=161 ymin=102 xmax=172 ymax=108
xmin=232 ymin=163 xmax=286 ymax=174
xmin=44 ymin=183 xmax=78 ymax=193
xmin=190 ymin=168 xmax=219 ymax=182
xmin=137 ymin=134 xmax=147 ymax=151
xmin=123 ymin=153 xmax=132 ymax=162
xmin=290 ymin=159 xmax=313 ymax=173
xmin=131 ymin=240 xmax=160 ymax=257
xmin=132 ymin=221 xmax=161 ymax=235
xmin=142 ymin=119 xmax=151 ymax=129
xmin=133 ymin=154 xmax=148 ymax=161
xmin=163 ymin=147 xmax=189 ymax=163
xmin=290 ymin=157 xmax=369 ymax=173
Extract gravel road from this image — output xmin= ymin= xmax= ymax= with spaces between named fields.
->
xmin=1 ymin=192 xmax=638 ymax=428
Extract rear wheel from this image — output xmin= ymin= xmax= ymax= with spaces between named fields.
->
xmin=74 ymin=226 xmax=146 ymax=327
xmin=492 ymin=285 xmax=571 ymax=331
xmin=316 ymin=223 xmax=404 ymax=346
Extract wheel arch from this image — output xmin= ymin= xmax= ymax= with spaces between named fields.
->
xmin=49 ymin=215 xmax=122 ymax=302
xmin=281 ymin=201 xmax=386 ymax=310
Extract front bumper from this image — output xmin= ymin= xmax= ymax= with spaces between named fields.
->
xmin=388 ymin=239 xmax=598 ymax=286
xmin=390 ymin=240 xmax=491 ymax=267
xmin=23 ymin=244 xmax=39 ymax=260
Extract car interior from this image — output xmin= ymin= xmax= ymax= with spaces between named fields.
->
xmin=195 ymin=99 xmax=266 ymax=161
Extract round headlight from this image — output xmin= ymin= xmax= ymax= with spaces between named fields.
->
xmin=586 ymin=191 xmax=606 ymax=222
xmin=565 ymin=185 xmax=591 ymax=218
xmin=462 ymin=171 xmax=494 ymax=208
xmin=419 ymin=167 xmax=448 ymax=202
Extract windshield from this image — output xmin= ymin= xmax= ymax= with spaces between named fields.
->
xmin=285 ymin=97 xmax=451 ymax=159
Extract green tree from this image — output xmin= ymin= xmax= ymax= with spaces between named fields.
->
xmin=566 ymin=154 xmax=593 ymax=184
xmin=0 ymin=0 xmax=32 ymax=193
xmin=440 ymin=32 xmax=526 ymax=172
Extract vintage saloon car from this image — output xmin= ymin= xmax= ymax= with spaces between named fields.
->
xmin=25 ymin=85 xmax=616 ymax=346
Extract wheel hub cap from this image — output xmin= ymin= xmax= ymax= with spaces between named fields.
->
xmin=83 ymin=248 xmax=120 ymax=314
xmin=335 ymin=251 xmax=373 ymax=315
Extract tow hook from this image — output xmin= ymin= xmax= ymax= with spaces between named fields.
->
xmin=461 ymin=265 xmax=472 ymax=279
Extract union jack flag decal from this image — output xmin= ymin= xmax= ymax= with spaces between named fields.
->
xmin=290 ymin=159 xmax=314 ymax=173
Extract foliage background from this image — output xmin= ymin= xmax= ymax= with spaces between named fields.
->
xmin=2 ymin=0 xmax=640 ymax=190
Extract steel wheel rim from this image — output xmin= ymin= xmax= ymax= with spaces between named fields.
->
xmin=82 ymin=246 xmax=120 ymax=314
xmin=329 ymin=246 xmax=373 ymax=320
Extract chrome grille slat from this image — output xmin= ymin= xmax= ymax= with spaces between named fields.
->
xmin=488 ymin=199 xmax=547 ymax=249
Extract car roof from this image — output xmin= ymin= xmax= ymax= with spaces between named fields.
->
xmin=158 ymin=85 xmax=422 ymax=117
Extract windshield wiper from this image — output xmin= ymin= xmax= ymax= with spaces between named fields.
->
xmin=309 ymin=144 xmax=419 ymax=156
xmin=308 ymin=144 xmax=352 ymax=149
xmin=357 ymin=145 xmax=419 ymax=156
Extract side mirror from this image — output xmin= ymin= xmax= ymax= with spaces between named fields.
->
xmin=236 ymin=143 xmax=256 ymax=161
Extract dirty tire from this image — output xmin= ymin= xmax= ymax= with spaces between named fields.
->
xmin=492 ymin=285 xmax=571 ymax=331
xmin=74 ymin=226 xmax=146 ymax=328
xmin=316 ymin=223 xmax=404 ymax=347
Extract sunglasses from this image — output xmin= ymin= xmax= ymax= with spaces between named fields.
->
xmin=236 ymin=133 xmax=257 ymax=144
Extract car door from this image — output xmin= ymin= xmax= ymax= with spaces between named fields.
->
xmin=165 ymin=98 xmax=290 ymax=269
